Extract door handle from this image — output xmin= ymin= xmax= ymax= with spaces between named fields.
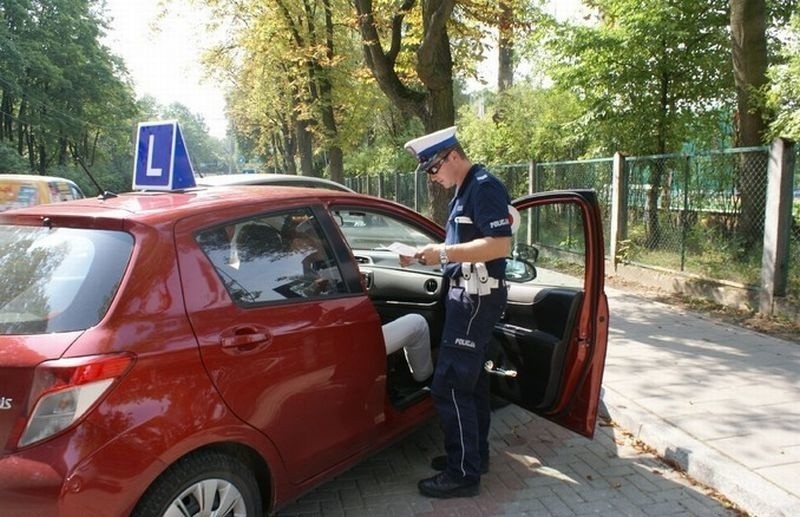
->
xmin=220 ymin=326 xmax=272 ymax=354
xmin=484 ymin=360 xmax=517 ymax=377
xmin=361 ymin=271 xmax=374 ymax=289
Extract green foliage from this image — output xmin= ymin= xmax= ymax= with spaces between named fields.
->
xmin=0 ymin=0 xmax=139 ymax=187
xmin=765 ymin=13 xmax=800 ymax=140
xmin=457 ymin=84 xmax=588 ymax=164
xmin=0 ymin=141 xmax=27 ymax=172
xmin=161 ymin=103 xmax=226 ymax=173
xmin=527 ymin=0 xmax=734 ymax=156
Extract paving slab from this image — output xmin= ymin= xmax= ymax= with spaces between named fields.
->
xmin=277 ymin=285 xmax=800 ymax=516
xmin=602 ymin=287 xmax=800 ymax=517
xmin=277 ymin=404 xmax=737 ymax=516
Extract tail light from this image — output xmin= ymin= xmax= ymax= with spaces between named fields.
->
xmin=18 ymin=353 xmax=135 ymax=448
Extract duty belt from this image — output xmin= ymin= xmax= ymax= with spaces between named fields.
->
xmin=452 ymin=262 xmax=502 ymax=296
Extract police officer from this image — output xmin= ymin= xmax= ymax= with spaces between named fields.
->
xmin=402 ymin=126 xmax=512 ymax=498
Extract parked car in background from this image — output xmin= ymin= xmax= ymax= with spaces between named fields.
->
xmin=197 ymin=172 xmax=354 ymax=192
xmin=0 ymin=185 xmax=608 ymax=516
xmin=0 ymin=174 xmax=85 ymax=212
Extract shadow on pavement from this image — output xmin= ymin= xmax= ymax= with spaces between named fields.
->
xmin=276 ymin=404 xmax=738 ymax=516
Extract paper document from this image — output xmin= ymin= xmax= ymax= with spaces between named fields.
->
xmin=386 ymin=242 xmax=419 ymax=256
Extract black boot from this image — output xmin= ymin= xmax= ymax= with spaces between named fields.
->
xmin=418 ymin=472 xmax=479 ymax=498
xmin=430 ymin=455 xmax=489 ymax=474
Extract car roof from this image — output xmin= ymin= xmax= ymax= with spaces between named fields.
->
xmin=0 ymin=173 xmax=80 ymax=184
xmin=0 ymin=185 xmax=367 ymax=227
xmin=196 ymin=173 xmax=354 ymax=192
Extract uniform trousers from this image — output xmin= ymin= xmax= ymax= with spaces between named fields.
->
xmin=431 ymin=282 xmax=507 ymax=483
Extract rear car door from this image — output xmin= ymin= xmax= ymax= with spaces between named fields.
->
xmin=490 ymin=190 xmax=610 ymax=437
xmin=175 ymin=202 xmax=387 ymax=484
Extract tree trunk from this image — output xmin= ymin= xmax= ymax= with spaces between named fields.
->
xmin=354 ymin=0 xmax=457 ymax=224
xmin=424 ymin=84 xmax=455 ymax=223
xmin=58 ymin=136 xmax=68 ymax=166
xmin=646 ymin=65 xmax=671 ymax=249
xmin=1 ymin=90 xmax=12 ymax=140
xmin=498 ymin=0 xmax=514 ymax=92
xmin=416 ymin=0 xmax=457 ymax=224
xmin=282 ymin=119 xmax=297 ymax=175
xmin=296 ymin=118 xmax=314 ymax=176
xmin=320 ymin=0 xmax=344 ymax=184
xmin=354 ymin=0 xmax=428 ymax=120
xmin=730 ymin=0 xmax=769 ymax=249
xmin=17 ymin=101 xmax=27 ymax=156
xmin=37 ymin=142 xmax=46 ymax=174
xmin=26 ymin=131 xmax=34 ymax=170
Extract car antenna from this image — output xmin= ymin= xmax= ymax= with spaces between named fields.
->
xmin=74 ymin=153 xmax=118 ymax=200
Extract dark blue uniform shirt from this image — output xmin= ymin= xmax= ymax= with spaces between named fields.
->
xmin=443 ymin=164 xmax=512 ymax=280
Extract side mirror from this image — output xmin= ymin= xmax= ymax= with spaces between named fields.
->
xmin=505 ymin=258 xmax=537 ymax=282
xmin=512 ymin=243 xmax=539 ymax=262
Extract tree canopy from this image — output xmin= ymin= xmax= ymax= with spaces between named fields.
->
xmin=0 ymin=0 xmax=138 ymax=188
xmin=2 ymin=0 xmax=799 ymax=203
xmin=766 ymin=11 xmax=800 ymax=140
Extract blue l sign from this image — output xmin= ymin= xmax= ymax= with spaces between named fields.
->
xmin=133 ymin=120 xmax=196 ymax=191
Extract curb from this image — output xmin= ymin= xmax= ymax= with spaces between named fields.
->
xmin=600 ymin=387 xmax=800 ymax=517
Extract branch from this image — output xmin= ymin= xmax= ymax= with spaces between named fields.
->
xmin=353 ymin=0 xmax=427 ymax=120
xmin=275 ymin=0 xmax=304 ymax=47
xmin=387 ymin=0 xmax=416 ymax=63
xmin=417 ymin=0 xmax=455 ymax=70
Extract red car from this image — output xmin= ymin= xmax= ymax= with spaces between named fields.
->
xmin=0 ymin=185 xmax=609 ymax=515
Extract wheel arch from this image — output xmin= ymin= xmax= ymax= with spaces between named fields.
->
xmin=132 ymin=441 xmax=274 ymax=516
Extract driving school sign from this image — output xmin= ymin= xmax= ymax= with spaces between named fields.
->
xmin=133 ymin=120 xmax=196 ymax=191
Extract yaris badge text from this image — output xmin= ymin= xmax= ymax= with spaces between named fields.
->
xmin=0 ymin=397 xmax=12 ymax=410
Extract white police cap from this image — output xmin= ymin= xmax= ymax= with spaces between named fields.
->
xmin=404 ymin=126 xmax=459 ymax=173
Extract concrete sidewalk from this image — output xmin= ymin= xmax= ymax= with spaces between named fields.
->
xmin=601 ymin=287 xmax=800 ymax=517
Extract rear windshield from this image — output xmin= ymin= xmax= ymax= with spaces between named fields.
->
xmin=0 ymin=226 xmax=133 ymax=334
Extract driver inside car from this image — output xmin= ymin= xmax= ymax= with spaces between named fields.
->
xmin=287 ymin=215 xmax=433 ymax=380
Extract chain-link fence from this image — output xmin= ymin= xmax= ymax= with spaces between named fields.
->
xmin=622 ymin=148 xmax=770 ymax=287
xmin=345 ymin=144 xmax=797 ymax=305
xmin=345 ymin=172 xmax=429 ymax=213
xmin=531 ymin=158 xmax=614 ymax=257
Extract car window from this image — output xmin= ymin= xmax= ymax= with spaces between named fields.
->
xmin=48 ymin=180 xmax=84 ymax=201
xmin=512 ymin=202 xmax=586 ymax=288
xmin=333 ymin=207 xmax=438 ymax=250
xmin=0 ymin=226 xmax=133 ymax=334
xmin=196 ymin=208 xmax=347 ymax=305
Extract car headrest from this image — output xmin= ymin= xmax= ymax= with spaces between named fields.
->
xmin=235 ymin=223 xmax=283 ymax=262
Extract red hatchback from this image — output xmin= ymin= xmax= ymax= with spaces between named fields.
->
xmin=0 ymin=185 xmax=609 ymax=515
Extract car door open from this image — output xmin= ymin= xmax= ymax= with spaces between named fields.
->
xmin=490 ymin=190 xmax=610 ymax=438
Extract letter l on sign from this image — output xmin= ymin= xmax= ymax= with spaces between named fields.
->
xmin=146 ymin=134 xmax=163 ymax=177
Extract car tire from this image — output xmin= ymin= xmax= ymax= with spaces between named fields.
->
xmin=132 ymin=450 xmax=262 ymax=517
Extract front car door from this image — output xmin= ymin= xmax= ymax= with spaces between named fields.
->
xmin=328 ymin=191 xmax=609 ymax=437
xmin=491 ymin=190 xmax=610 ymax=437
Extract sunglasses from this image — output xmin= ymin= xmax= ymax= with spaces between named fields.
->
xmin=424 ymin=151 xmax=452 ymax=175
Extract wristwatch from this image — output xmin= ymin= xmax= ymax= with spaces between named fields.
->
xmin=439 ymin=245 xmax=449 ymax=266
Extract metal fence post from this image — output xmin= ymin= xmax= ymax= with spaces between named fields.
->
xmin=527 ymin=160 xmax=536 ymax=246
xmin=528 ymin=159 xmax=535 ymax=195
xmin=680 ymin=155 xmax=690 ymax=271
xmin=760 ymin=138 xmax=796 ymax=314
xmin=609 ymin=152 xmax=627 ymax=271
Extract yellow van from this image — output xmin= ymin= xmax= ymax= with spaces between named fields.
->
xmin=0 ymin=174 xmax=85 ymax=212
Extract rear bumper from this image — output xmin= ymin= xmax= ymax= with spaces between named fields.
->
xmin=0 ymin=454 xmax=62 ymax=515
xmin=0 ymin=424 xmax=160 ymax=516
